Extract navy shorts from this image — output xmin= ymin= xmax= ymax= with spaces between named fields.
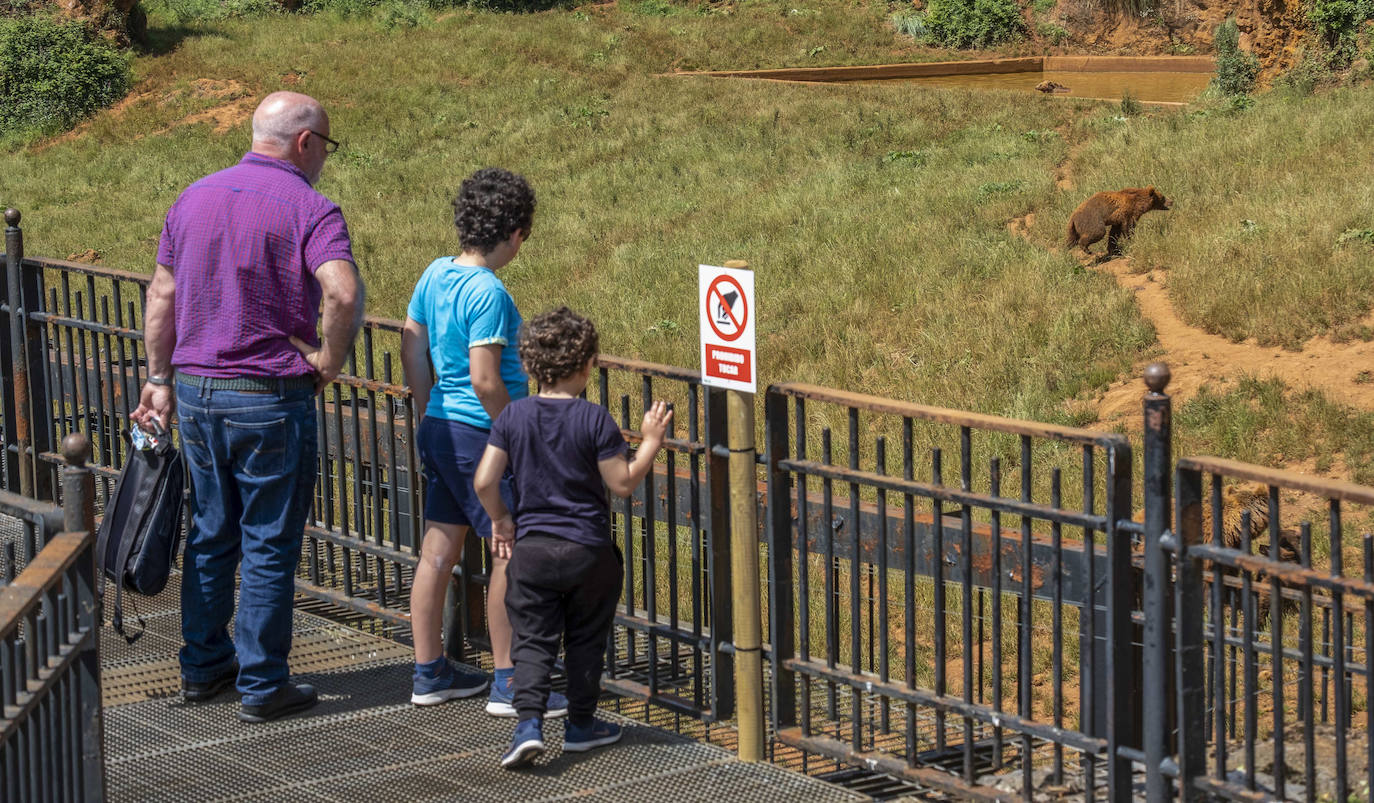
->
xmin=416 ymin=416 xmax=515 ymax=538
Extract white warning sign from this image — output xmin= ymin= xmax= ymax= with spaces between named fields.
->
xmin=699 ymin=264 xmax=756 ymax=393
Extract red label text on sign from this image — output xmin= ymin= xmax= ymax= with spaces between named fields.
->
xmin=704 ymin=345 xmax=752 ymax=383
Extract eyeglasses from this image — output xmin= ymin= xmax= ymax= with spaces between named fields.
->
xmin=309 ymin=130 xmax=340 ymax=154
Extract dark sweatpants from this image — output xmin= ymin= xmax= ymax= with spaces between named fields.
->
xmin=504 ymin=532 xmax=622 ymax=723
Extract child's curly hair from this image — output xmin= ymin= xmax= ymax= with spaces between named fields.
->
xmin=452 ymin=167 xmax=536 ymax=255
xmin=518 ymin=307 xmax=599 ymax=388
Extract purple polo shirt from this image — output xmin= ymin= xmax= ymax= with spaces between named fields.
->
xmin=156 ymin=152 xmax=354 ymax=378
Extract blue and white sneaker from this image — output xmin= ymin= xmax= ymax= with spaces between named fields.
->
xmin=500 ymin=718 xmax=545 ymax=770
xmin=486 ymin=675 xmax=568 ymax=719
xmin=410 ymin=660 xmax=490 ymax=706
xmin=563 ymin=717 xmax=622 ymax=753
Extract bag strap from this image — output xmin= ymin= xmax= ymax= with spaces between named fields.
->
xmin=94 ymin=430 xmax=135 ymax=600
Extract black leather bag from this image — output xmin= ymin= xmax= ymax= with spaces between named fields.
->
xmin=95 ymin=426 xmax=186 ymax=644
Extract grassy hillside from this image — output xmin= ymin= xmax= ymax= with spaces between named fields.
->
xmin=3 ymin=0 xmax=1374 ymax=481
xmin=2 ymin=6 xmax=1152 ymax=420
xmin=1037 ymin=87 xmax=1374 ymax=349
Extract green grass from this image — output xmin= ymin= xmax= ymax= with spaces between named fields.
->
xmin=1175 ymin=375 xmax=1374 ymax=484
xmin=0 ymin=4 xmax=1149 ymax=431
xmin=1037 ymin=87 xmax=1374 ymax=349
xmin=4 ymin=0 xmax=1374 ymax=481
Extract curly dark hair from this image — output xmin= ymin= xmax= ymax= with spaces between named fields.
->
xmin=518 ymin=306 xmax=599 ymax=388
xmin=451 ymin=167 xmax=536 ymax=255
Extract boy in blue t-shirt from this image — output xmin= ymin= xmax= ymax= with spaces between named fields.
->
xmin=401 ymin=168 xmax=566 ymax=718
xmin=474 ymin=307 xmax=672 ymax=769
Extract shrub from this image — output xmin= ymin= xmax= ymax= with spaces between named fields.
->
xmin=1119 ymin=90 xmax=1142 ymax=115
xmin=1037 ymin=21 xmax=1068 ymax=45
xmin=378 ymin=0 xmax=429 ymax=28
xmin=890 ymin=8 xmax=927 ymax=39
xmin=1308 ymin=0 xmax=1373 ymax=54
xmin=1276 ymin=48 xmax=1331 ymax=93
xmin=921 ymin=0 xmax=1025 ymax=49
xmin=0 ymin=15 xmax=132 ymax=136
xmin=1211 ymin=17 xmax=1259 ymax=96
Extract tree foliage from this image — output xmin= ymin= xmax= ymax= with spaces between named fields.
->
xmin=0 ymin=15 xmax=132 ymax=136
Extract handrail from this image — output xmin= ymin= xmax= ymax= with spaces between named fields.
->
xmin=1179 ymin=455 xmax=1374 ymax=505
xmin=0 ymin=487 xmax=63 ymax=533
xmin=770 ymin=381 xmax=1130 ymax=449
xmin=0 ymin=529 xmax=93 ymax=644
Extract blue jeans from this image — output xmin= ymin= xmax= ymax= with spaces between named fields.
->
xmin=176 ymin=382 xmax=318 ymax=705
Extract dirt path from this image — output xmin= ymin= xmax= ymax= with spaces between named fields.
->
xmin=1017 ymin=127 xmax=1374 ymax=430
xmin=1089 ymin=257 xmax=1374 ymax=427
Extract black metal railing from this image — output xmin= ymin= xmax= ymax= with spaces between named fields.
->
xmin=590 ymin=356 xmax=732 ymax=721
xmin=0 ymin=212 xmax=735 ymax=722
xmin=1168 ymin=459 xmax=1374 ymax=802
xmin=764 ymin=382 xmax=1138 ymax=800
xmin=9 ymin=206 xmax=1374 ymax=800
xmin=0 ymin=434 xmax=104 ymax=801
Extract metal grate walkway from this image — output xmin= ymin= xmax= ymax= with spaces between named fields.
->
xmin=98 ymin=578 xmax=870 ymax=802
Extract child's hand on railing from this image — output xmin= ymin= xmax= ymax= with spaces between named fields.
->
xmin=640 ymin=400 xmax=673 ymax=451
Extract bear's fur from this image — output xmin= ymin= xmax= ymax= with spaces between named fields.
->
xmin=1064 ymin=186 xmax=1172 ymax=257
xmin=1133 ymin=482 xmax=1300 ymax=627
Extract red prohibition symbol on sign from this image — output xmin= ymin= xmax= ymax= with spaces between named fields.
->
xmin=706 ymin=275 xmax=748 ymax=342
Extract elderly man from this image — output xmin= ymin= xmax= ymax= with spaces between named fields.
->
xmin=132 ymin=91 xmax=365 ymax=723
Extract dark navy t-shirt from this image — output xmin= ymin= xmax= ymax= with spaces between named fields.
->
xmin=488 ymin=396 xmax=628 ymax=546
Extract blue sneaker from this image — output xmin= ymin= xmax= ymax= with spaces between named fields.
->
xmin=562 ymin=717 xmax=622 ymax=752
xmin=486 ymin=674 xmax=568 ymax=719
xmin=411 ymin=660 xmax=490 ymax=706
xmin=500 ymin=718 xmax=545 ymax=769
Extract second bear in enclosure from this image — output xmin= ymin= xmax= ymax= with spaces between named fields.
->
xmin=1065 ymin=186 xmax=1172 ymax=257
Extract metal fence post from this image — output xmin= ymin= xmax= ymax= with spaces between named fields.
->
xmin=62 ymin=432 xmax=105 ymax=801
xmin=706 ymin=386 xmax=735 ymax=721
xmin=446 ymin=534 xmax=486 ymax=664
xmin=2 ymin=208 xmax=32 ymax=496
xmin=764 ymin=387 xmax=796 ymax=738
xmin=63 ymin=433 xmax=95 ymax=534
xmin=1173 ymin=463 xmax=1206 ymax=802
xmin=1142 ymin=362 xmax=1174 ymax=800
xmin=1105 ymin=435 xmax=1138 ymax=801
xmin=20 ymin=233 xmax=52 ymax=501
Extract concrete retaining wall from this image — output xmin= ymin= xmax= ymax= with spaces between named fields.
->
xmin=683 ymin=55 xmax=1215 ymax=83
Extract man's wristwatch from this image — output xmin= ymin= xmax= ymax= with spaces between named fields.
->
xmin=146 ymin=374 xmax=174 ymax=387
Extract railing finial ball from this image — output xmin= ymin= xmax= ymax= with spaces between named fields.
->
xmin=1143 ymin=362 xmax=1171 ymax=394
xmin=61 ymin=432 xmax=90 ymax=467
xmin=4 ymin=208 xmax=19 ymax=227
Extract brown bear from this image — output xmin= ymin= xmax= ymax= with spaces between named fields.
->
xmin=1064 ymin=186 xmax=1172 ymax=257
xmin=1133 ymin=482 xmax=1300 ymax=627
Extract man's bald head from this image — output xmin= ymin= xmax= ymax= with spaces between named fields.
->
xmin=251 ymin=92 xmax=333 ymax=184
xmin=251 ymin=92 xmax=328 ymax=152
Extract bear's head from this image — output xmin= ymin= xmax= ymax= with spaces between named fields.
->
xmin=1147 ymin=186 xmax=1172 ymax=211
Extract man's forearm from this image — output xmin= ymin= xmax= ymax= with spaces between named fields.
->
xmin=318 ymin=289 xmax=364 ymax=372
xmin=316 ymin=261 xmax=365 ymax=376
xmin=144 ymin=264 xmax=177 ymax=377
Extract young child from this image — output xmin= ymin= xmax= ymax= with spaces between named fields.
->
xmin=473 ymin=306 xmax=672 ymax=769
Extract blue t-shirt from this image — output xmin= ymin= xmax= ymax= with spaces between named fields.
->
xmin=406 ymin=258 xmax=528 ymax=428
xmin=488 ymin=396 xmax=628 ymax=547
